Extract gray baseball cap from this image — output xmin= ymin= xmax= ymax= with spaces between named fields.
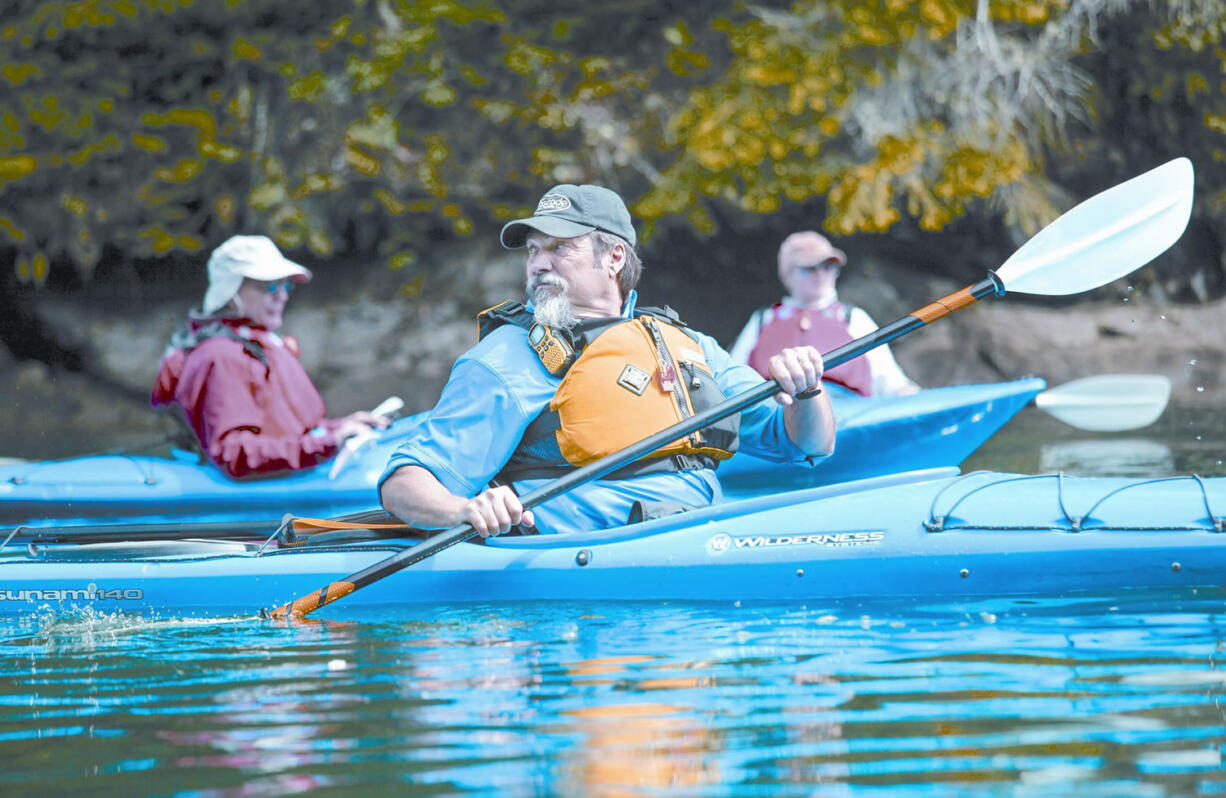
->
xmin=500 ymin=184 xmax=637 ymax=249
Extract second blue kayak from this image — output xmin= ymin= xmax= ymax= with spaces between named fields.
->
xmin=0 ymin=378 xmax=1045 ymax=527
xmin=718 ymin=377 xmax=1045 ymax=499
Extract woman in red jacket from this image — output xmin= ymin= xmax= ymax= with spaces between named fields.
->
xmin=151 ymin=235 xmax=388 ymax=478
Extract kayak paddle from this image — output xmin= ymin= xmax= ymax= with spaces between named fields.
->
xmin=370 ymin=396 xmax=406 ymax=418
xmin=263 ymin=156 xmax=1194 ymax=619
xmin=1035 ymin=374 xmax=1172 ymax=431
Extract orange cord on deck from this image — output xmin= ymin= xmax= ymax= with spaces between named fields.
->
xmin=291 ymin=517 xmax=411 ymax=534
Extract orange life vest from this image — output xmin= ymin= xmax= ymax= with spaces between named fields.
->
xmin=478 ymin=301 xmax=739 ymax=479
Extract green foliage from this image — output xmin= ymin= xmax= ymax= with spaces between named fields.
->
xmin=0 ymin=0 xmax=677 ymax=285
xmin=1 ymin=0 xmax=1223 ymax=291
xmin=638 ymin=0 xmax=1126 ymax=237
xmin=1141 ymin=1 xmax=1226 ymax=207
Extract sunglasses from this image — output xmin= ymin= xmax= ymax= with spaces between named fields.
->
xmin=261 ymin=279 xmax=296 ymax=296
xmin=793 ymin=260 xmax=841 ymax=276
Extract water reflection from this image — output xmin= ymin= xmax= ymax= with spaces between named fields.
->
xmin=1 ymin=596 xmax=1225 ymax=794
xmin=1039 ymin=438 xmax=1176 ymax=476
xmin=966 ymin=402 xmax=1226 ymax=477
xmin=559 ymin=701 xmax=720 ymax=792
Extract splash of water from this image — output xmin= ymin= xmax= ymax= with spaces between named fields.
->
xmin=2 ymin=604 xmax=256 ymax=650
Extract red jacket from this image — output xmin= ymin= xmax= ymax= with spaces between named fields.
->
xmin=151 ymin=319 xmax=343 ymax=478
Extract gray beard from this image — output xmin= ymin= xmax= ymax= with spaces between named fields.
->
xmin=527 ymin=275 xmax=578 ymax=330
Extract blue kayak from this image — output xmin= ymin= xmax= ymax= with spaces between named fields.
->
xmin=718 ymin=377 xmax=1045 ymax=499
xmin=1 ymin=466 xmax=1222 ymax=616
xmin=0 ymin=378 xmax=1044 ymax=528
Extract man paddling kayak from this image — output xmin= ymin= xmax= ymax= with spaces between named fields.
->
xmin=151 ymin=235 xmax=389 ymax=478
xmin=379 ymin=184 xmax=835 ymax=537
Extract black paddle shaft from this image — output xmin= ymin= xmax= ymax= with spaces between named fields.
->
xmin=324 ymin=273 xmax=1006 ymax=595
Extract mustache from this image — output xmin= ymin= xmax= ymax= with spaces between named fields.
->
xmin=527 ymin=273 xmax=569 ymax=295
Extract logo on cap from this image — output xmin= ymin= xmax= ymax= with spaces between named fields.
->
xmin=536 ymin=193 xmax=572 ymax=214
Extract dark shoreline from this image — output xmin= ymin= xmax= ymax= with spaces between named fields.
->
xmin=4 ymin=239 xmax=1223 ymax=462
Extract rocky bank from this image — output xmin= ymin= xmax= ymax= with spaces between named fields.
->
xmin=2 ymin=241 xmax=1223 ymax=461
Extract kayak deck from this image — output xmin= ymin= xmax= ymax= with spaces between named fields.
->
xmin=1 ymin=467 xmax=1224 ymax=616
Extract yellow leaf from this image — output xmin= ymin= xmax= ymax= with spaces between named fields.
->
xmin=233 ymin=38 xmax=262 ymax=61
xmin=141 ymin=109 xmax=217 ymax=138
xmin=307 ymin=230 xmax=332 ymax=255
xmin=199 ymin=140 xmax=242 ymax=163
xmin=61 ymin=194 xmax=87 ymax=217
xmin=399 ymin=273 xmax=425 ymax=298
xmin=1 ymin=63 xmax=39 ymax=86
xmin=294 ymin=173 xmax=343 ymax=199
xmin=1187 ymin=72 xmax=1210 ymax=99
xmin=141 ymin=227 xmax=177 ymax=254
xmin=249 ymin=183 xmax=287 ymax=209
xmin=0 ymin=154 xmax=37 ymax=181
xmin=288 ymin=71 xmax=325 ymax=102
xmin=346 ymin=148 xmax=381 ymax=176
xmin=154 ymin=158 xmax=203 ymax=183
xmin=0 ymin=216 xmax=26 ymax=242
xmin=422 ymin=81 xmax=457 ymax=107
xmin=215 ymin=195 xmax=235 ymax=224
xmin=131 ymin=133 xmax=167 ymax=152
xmin=375 ymin=189 xmax=409 ymax=216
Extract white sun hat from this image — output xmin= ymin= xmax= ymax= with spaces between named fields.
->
xmin=202 ymin=235 xmax=312 ymax=314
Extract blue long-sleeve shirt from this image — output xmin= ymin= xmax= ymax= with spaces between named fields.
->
xmin=380 ymin=292 xmax=826 ymax=533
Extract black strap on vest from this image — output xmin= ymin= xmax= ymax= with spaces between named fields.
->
xmin=478 ymin=301 xmax=692 ymax=356
xmin=478 ymin=300 xmax=536 ymax=342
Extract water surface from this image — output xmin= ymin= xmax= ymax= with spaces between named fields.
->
xmin=2 ymin=594 xmax=1225 ymax=796
xmin=965 ymin=402 xmax=1226 ymax=478
xmin=3 ymin=403 xmax=1226 ymax=794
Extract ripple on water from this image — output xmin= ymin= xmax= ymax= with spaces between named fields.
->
xmin=0 ymin=592 xmax=1223 ymax=795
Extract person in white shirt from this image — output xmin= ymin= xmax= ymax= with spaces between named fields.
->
xmin=729 ymin=231 xmax=920 ymax=397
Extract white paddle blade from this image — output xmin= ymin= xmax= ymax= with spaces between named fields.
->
xmin=328 ymin=430 xmax=379 ymax=480
xmin=1034 ymin=374 xmax=1171 ymax=431
xmin=329 ymin=397 xmax=402 ymax=479
xmin=998 ymin=158 xmax=1194 ymax=296
xmin=371 ymin=396 xmax=405 ymax=417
